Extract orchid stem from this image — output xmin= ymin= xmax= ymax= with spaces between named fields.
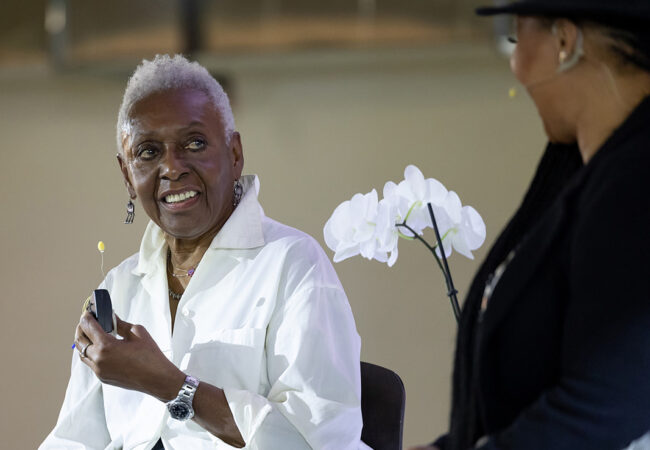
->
xmin=395 ymin=222 xmax=445 ymax=274
xmin=395 ymin=206 xmax=461 ymax=323
xmin=427 ymin=203 xmax=461 ymax=323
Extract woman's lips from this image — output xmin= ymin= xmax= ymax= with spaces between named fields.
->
xmin=164 ymin=190 xmax=198 ymax=203
xmin=161 ymin=191 xmax=201 ymax=210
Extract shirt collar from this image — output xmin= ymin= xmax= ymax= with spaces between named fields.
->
xmin=210 ymin=174 xmax=265 ymax=250
xmin=133 ymin=174 xmax=266 ymax=276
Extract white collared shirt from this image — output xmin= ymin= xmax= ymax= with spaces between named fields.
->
xmin=41 ymin=175 xmax=370 ymax=450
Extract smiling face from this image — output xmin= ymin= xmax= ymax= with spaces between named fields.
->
xmin=118 ymin=88 xmax=243 ymax=240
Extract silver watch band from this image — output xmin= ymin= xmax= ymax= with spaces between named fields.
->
xmin=179 ymin=375 xmax=199 ymax=403
xmin=166 ymin=374 xmax=200 ymax=421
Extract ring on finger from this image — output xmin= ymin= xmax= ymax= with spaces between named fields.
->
xmin=80 ymin=342 xmax=92 ymax=358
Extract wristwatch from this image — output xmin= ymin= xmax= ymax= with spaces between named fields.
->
xmin=166 ymin=375 xmax=200 ymax=421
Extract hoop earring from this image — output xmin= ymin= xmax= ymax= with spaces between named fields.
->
xmin=233 ymin=179 xmax=243 ymax=207
xmin=124 ymin=199 xmax=135 ymax=224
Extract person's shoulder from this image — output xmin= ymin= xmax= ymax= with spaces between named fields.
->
xmin=580 ymin=133 xmax=650 ymax=212
xmin=103 ymin=252 xmax=140 ymax=287
xmin=115 ymin=251 xmax=140 ymax=273
xmin=572 ymin=131 xmax=650 ymax=255
xmin=260 ymin=216 xmax=342 ymax=291
xmin=261 ymin=216 xmax=325 ymax=255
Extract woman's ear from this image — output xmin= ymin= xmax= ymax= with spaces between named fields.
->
xmin=553 ymin=19 xmax=584 ymax=72
xmin=229 ymin=131 xmax=244 ymax=179
xmin=116 ymin=154 xmax=137 ymax=199
xmin=553 ymin=19 xmax=579 ymax=58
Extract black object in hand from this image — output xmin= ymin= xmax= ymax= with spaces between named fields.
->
xmin=90 ymin=289 xmax=114 ymax=333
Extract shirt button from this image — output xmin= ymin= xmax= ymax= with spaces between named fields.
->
xmin=181 ymin=308 xmax=190 ymax=317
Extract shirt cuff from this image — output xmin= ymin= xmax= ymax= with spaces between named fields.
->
xmin=222 ymin=388 xmax=273 ymax=445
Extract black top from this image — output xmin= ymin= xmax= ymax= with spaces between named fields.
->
xmin=437 ymin=96 xmax=650 ymax=450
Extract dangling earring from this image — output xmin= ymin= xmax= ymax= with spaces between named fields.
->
xmin=233 ymin=179 xmax=243 ymax=207
xmin=559 ymin=50 xmax=568 ymax=64
xmin=124 ymin=199 xmax=135 ymax=224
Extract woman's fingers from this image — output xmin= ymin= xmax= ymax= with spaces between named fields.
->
xmin=79 ymin=311 xmax=113 ymax=343
xmin=75 ymin=314 xmax=100 ymax=363
xmin=73 ymin=325 xmax=91 ymax=357
xmin=73 ymin=324 xmax=98 ymax=372
xmin=114 ymin=314 xmax=133 ymax=338
xmin=75 ymin=314 xmax=174 ymax=395
xmin=76 ymin=311 xmax=117 ymax=367
xmin=115 ymin=314 xmax=152 ymax=342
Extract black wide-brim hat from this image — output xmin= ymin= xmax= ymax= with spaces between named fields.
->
xmin=476 ymin=0 xmax=650 ymax=22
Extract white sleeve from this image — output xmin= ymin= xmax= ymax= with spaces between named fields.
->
xmin=223 ymin=285 xmax=366 ymax=450
xmin=39 ymin=349 xmax=111 ymax=449
xmin=40 ymin=278 xmax=113 ymax=450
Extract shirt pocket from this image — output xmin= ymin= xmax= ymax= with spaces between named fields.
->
xmin=180 ymin=328 xmax=267 ymax=392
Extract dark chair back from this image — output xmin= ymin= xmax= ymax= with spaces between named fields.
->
xmin=360 ymin=361 xmax=406 ymax=450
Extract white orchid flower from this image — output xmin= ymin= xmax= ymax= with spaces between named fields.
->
xmin=390 ymin=165 xmax=449 ymax=235
xmin=323 ymin=164 xmax=486 ymax=266
xmin=427 ymin=190 xmax=461 ymax=252
xmin=437 ymin=204 xmax=487 ymax=259
xmin=323 ymin=189 xmax=383 ymax=263
xmin=375 ymin=198 xmax=400 ymax=266
xmin=323 ymin=164 xmax=485 ymax=322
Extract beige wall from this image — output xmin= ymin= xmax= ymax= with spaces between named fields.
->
xmin=0 ymin=45 xmax=547 ymax=448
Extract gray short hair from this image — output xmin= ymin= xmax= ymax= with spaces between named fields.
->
xmin=116 ymin=54 xmax=235 ymax=153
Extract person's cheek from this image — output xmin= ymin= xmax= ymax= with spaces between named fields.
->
xmin=510 ymin=48 xmax=523 ymax=83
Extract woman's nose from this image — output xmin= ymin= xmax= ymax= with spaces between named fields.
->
xmin=160 ymin=144 xmax=188 ymax=180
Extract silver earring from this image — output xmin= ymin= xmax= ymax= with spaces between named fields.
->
xmin=233 ymin=180 xmax=243 ymax=207
xmin=124 ymin=199 xmax=135 ymax=224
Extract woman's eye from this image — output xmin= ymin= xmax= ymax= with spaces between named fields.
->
xmin=186 ymin=138 xmax=206 ymax=151
xmin=506 ymin=17 xmax=518 ymax=44
xmin=136 ymin=146 xmax=158 ymax=160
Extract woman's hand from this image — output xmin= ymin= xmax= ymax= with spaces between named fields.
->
xmin=74 ymin=312 xmax=184 ymax=402
xmin=74 ymin=312 xmax=244 ymax=446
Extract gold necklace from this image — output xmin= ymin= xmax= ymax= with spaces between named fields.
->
xmin=167 ymin=249 xmax=198 ymax=278
xmin=167 ymin=264 xmax=196 ymax=278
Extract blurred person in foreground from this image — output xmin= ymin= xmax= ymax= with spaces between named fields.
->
xmin=41 ymin=54 xmax=369 ymax=450
xmin=411 ymin=0 xmax=650 ymax=449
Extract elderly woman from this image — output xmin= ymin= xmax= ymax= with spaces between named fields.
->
xmin=41 ymin=55 xmax=368 ymax=450
xmin=412 ymin=1 xmax=650 ymax=449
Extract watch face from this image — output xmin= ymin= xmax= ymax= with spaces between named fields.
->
xmin=168 ymin=401 xmax=191 ymax=420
